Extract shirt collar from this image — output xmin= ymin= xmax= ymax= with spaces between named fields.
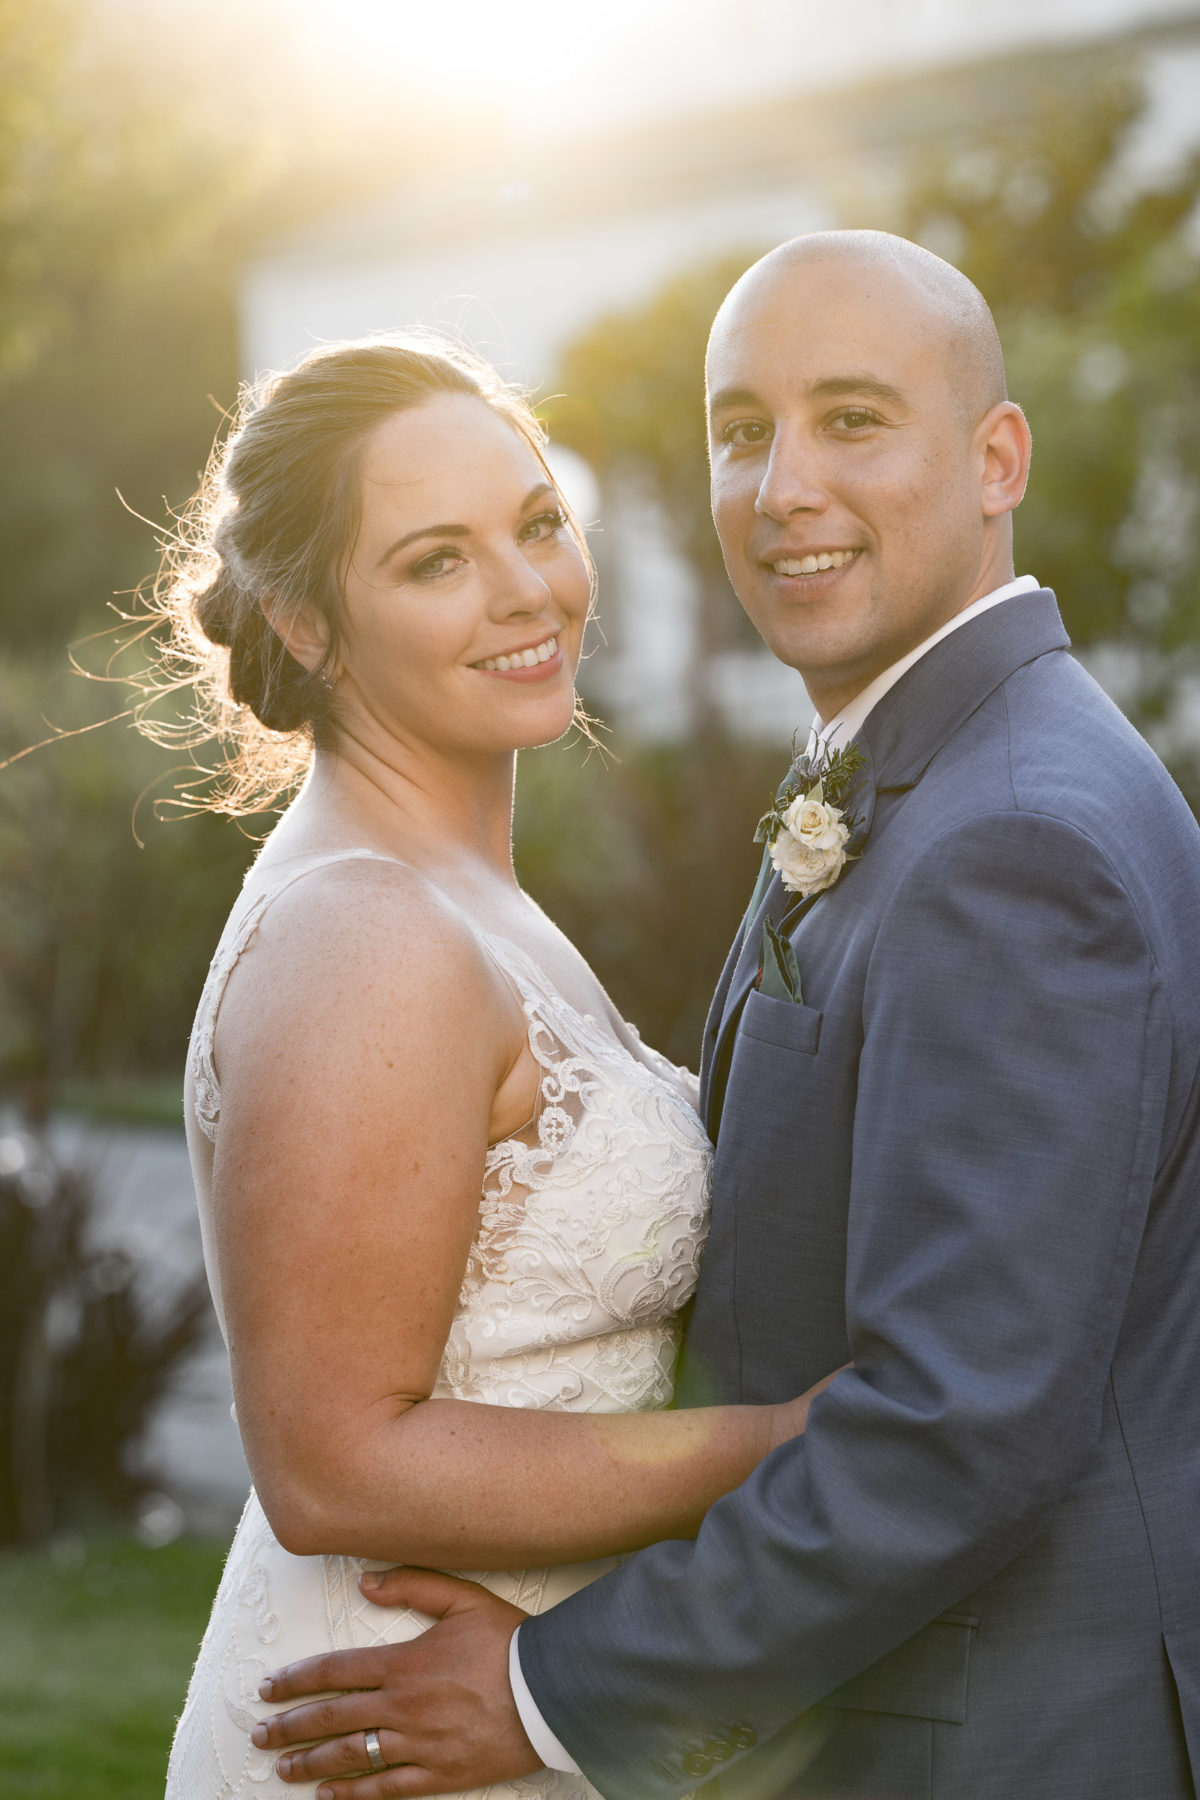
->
xmin=808 ymin=575 xmax=1041 ymax=758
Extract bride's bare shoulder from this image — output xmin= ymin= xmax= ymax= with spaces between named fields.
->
xmin=220 ymin=852 xmax=509 ymax=1044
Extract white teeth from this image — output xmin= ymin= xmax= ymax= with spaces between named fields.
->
xmin=474 ymin=634 xmax=559 ymax=672
xmin=773 ymin=550 xmax=857 ymax=577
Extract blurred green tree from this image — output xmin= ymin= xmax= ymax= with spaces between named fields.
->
xmin=0 ymin=0 xmax=445 ymax=655
xmin=550 ymin=249 xmax=766 ymax=680
xmin=514 ymin=733 xmax=781 ymax=1067
xmin=0 ymin=661 xmax=257 ymax=1119
xmin=0 ymin=0 xmax=471 ymax=1113
xmin=896 ymin=56 xmax=1200 ymax=790
xmin=0 ymin=1138 xmax=211 ymax=1544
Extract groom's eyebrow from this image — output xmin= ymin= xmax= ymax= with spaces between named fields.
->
xmin=708 ymin=375 xmax=909 ymax=416
xmin=807 ymin=374 xmax=907 ymax=406
xmin=707 ymin=385 xmax=762 ymax=416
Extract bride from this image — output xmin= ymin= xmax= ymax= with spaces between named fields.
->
xmin=159 ymin=334 xmax=831 ymax=1799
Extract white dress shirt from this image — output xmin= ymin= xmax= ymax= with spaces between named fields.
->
xmin=510 ymin=571 xmax=1042 ymax=1776
xmin=807 ymin=574 xmax=1040 ymax=757
xmin=509 ymin=1628 xmax=583 ymax=1773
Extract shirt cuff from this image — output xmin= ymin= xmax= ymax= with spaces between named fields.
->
xmin=509 ymin=1625 xmax=582 ymax=1775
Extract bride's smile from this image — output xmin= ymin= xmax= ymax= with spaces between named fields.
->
xmin=324 ymin=393 xmax=591 ymax=762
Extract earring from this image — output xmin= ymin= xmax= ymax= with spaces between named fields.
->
xmin=319 ymin=667 xmax=337 ymax=691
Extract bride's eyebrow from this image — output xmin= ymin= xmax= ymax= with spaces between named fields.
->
xmin=377 ymin=483 xmax=557 ymax=568
xmin=376 ymin=519 xmax=469 ymax=568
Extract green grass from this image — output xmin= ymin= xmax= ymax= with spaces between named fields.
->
xmin=0 ymin=1535 xmax=230 ymax=1798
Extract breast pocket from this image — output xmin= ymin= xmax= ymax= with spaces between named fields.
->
xmin=739 ymin=987 xmax=823 ymax=1055
xmin=720 ymin=989 xmax=834 ymax=1146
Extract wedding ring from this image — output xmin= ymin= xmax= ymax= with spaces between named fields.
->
xmin=364 ymin=1728 xmax=387 ymax=1772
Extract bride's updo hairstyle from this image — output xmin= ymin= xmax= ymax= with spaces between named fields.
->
xmin=143 ymin=333 xmax=586 ymax=815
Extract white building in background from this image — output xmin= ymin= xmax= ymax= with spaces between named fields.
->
xmin=241 ymin=6 xmax=1200 ymax=742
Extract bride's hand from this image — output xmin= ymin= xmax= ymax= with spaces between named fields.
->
xmin=767 ymin=1363 xmax=851 ymax=1453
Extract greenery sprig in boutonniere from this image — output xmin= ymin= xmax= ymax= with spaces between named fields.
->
xmin=754 ymin=742 xmax=865 ymax=902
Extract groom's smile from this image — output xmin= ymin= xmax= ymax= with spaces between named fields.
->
xmin=766 ymin=546 xmax=862 ymax=579
xmin=705 ymin=242 xmax=1029 ymax=721
xmin=759 ymin=544 xmax=864 ymax=604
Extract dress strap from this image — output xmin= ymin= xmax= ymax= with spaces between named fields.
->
xmin=189 ymin=850 xmax=405 ymax=1142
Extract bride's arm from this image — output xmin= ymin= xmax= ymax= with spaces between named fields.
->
xmin=212 ymin=862 xmax=827 ymax=1569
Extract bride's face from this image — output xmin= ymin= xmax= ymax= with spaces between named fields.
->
xmin=332 ymin=394 xmax=591 ymax=759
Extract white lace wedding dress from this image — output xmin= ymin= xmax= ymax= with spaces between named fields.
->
xmin=165 ymin=850 xmax=712 ymax=1800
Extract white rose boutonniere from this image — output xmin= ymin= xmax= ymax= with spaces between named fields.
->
xmin=771 ymin=785 xmax=851 ymax=897
xmin=754 ymin=743 xmax=865 ymax=902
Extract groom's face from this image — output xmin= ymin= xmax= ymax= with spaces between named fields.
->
xmin=706 ymin=257 xmax=998 ymax=718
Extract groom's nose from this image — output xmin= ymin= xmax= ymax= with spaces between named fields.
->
xmin=754 ymin=426 xmax=829 ymax=523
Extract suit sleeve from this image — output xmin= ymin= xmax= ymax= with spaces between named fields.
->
xmin=516 ymin=810 xmax=1171 ymax=1800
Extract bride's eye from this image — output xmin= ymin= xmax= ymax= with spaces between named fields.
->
xmin=519 ymin=507 xmax=568 ymax=543
xmin=410 ymin=547 xmax=467 ymax=580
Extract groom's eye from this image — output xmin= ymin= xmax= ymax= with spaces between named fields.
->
xmin=718 ymin=419 xmax=771 ymax=447
xmin=832 ymin=408 xmax=881 ymax=432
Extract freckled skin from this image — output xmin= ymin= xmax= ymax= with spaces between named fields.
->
xmin=705 ymin=257 xmax=1029 ymax=721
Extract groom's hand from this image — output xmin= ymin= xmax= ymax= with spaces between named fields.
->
xmin=253 ymin=1567 xmax=543 ymax=1797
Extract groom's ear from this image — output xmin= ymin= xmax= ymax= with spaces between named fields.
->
xmin=977 ymin=402 xmax=1032 ymax=520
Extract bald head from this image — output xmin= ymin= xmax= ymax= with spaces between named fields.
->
xmin=703 ymin=227 xmax=1032 ymax=718
xmin=710 ymin=230 xmax=1006 ymax=426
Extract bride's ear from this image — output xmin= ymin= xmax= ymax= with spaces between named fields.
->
xmin=259 ymin=594 xmax=331 ymax=677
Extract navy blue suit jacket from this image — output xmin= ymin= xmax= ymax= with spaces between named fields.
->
xmin=519 ymin=592 xmax=1200 ymax=1799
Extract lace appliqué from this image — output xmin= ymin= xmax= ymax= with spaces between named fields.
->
xmin=164 ymin=1497 xmax=285 ymax=1796
xmin=188 ymin=850 xmax=410 ymax=1144
xmin=189 ymin=886 xmax=300 ymax=1143
xmin=323 ymin=1554 xmax=551 ymax=1654
xmin=438 ymin=934 xmax=710 ymax=1412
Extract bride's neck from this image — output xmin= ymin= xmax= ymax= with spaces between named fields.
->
xmin=281 ymin=734 xmax=519 ymax=884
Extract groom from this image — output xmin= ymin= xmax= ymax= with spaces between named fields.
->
xmin=257 ymin=233 xmax=1200 ymax=1798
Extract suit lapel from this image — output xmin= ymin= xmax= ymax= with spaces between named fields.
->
xmin=698 ymin=924 xmax=748 ymax=1123
xmin=703 ymin=591 xmax=1070 ymax=1139
xmin=858 ymin=588 xmax=1068 ymax=790
xmin=704 ymin=751 xmax=878 ymax=1134
xmin=699 ymin=843 xmax=788 ymax=1119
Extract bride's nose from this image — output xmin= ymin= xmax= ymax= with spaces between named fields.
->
xmin=487 ymin=545 xmax=553 ymax=617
